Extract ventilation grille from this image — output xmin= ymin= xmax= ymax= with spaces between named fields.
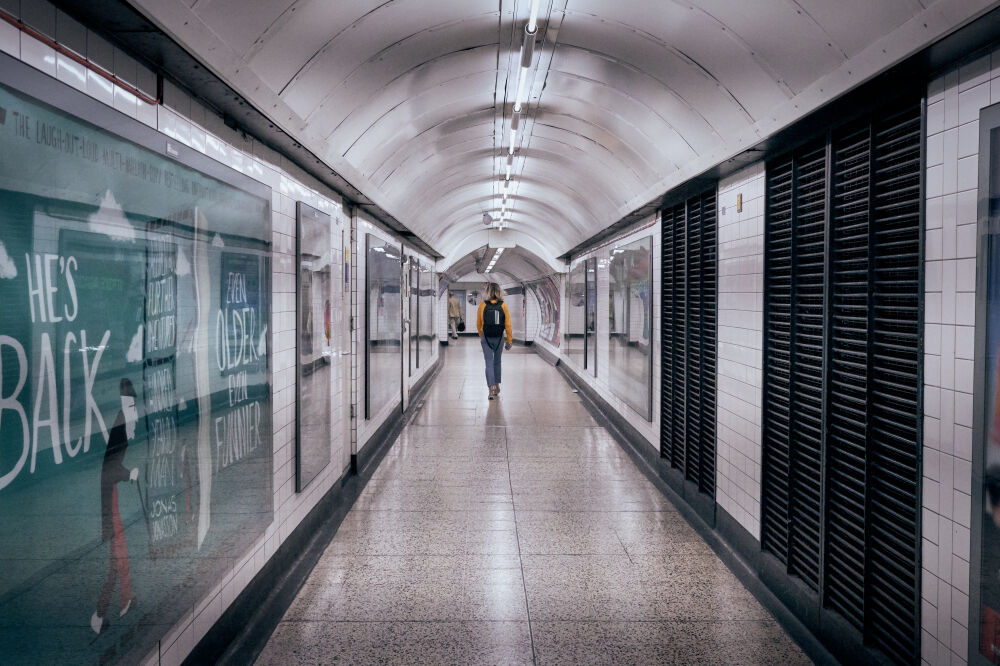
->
xmin=660 ymin=189 xmax=716 ymax=498
xmin=789 ymin=142 xmax=827 ymax=591
xmin=762 ymin=154 xmax=794 ymax=563
xmin=825 ymin=121 xmax=871 ymax=630
xmin=661 ymin=202 xmax=687 ymax=470
xmin=866 ymin=103 xmax=922 ymax=663
xmin=761 ymin=99 xmax=923 ymax=666
xmin=686 ymin=191 xmax=718 ymax=495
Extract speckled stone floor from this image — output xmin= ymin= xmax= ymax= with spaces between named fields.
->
xmin=256 ymin=338 xmax=813 ymax=665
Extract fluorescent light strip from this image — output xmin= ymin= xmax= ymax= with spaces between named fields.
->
xmin=528 ymin=0 xmax=541 ymax=33
xmin=514 ymin=67 xmax=529 ymax=109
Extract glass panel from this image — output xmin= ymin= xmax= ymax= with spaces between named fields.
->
xmin=365 ymin=235 xmax=401 ymax=418
xmin=586 ymin=257 xmax=598 ymax=376
xmin=566 ymin=261 xmax=587 ymax=367
xmin=409 ymin=258 xmax=418 ymax=372
xmin=296 ymin=202 xmax=331 ymax=491
xmin=418 ymin=262 xmax=434 ymax=365
xmin=608 ymin=236 xmax=653 ymax=420
xmin=0 ymin=82 xmax=272 ymax=662
xmin=528 ymin=277 xmax=561 ymax=346
xmin=506 ymin=288 xmax=525 ymax=342
xmin=979 ymin=126 xmax=1000 ymax=662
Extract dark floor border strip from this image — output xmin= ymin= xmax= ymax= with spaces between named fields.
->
xmin=351 ymin=401 xmax=400 ymax=475
xmin=553 ymin=361 xmax=838 ymax=666
xmin=186 ymin=358 xmax=442 ymax=666
xmin=533 ymin=344 xmax=560 ymax=367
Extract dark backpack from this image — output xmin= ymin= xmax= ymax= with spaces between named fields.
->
xmin=483 ymin=300 xmax=505 ymax=339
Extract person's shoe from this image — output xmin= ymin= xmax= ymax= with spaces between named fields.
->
xmin=488 ymin=385 xmax=496 ymax=400
xmin=90 ymin=611 xmax=104 ymax=634
xmin=120 ymin=598 xmax=132 ymax=617
xmin=494 ymin=384 xmax=500 ymax=395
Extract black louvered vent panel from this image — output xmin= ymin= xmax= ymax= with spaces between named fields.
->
xmin=669 ymin=203 xmax=687 ymax=471
xmin=660 ymin=189 xmax=716 ymax=500
xmin=685 ymin=195 xmax=704 ymax=483
xmin=698 ymin=191 xmax=718 ymax=496
xmin=788 ymin=142 xmax=827 ymax=591
xmin=762 ymin=155 xmax=794 ymax=564
xmin=762 ymin=100 xmax=923 ymax=666
xmin=660 ymin=204 xmax=682 ymax=462
xmin=867 ymin=102 xmax=922 ymax=664
xmin=825 ymin=121 xmax=871 ymax=631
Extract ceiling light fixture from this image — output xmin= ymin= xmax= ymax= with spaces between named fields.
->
xmin=528 ymin=0 xmax=541 ymax=33
xmin=494 ymin=2 xmax=542 ymax=235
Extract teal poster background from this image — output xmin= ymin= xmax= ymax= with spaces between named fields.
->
xmin=0 ymin=81 xmax=272 ymax=664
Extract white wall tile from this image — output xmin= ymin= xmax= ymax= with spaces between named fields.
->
xmin=925 ymin=56 xmax=987 ymax=666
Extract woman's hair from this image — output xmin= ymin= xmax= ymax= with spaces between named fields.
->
xmin=484 ymin=282 xmax=505 ymax=301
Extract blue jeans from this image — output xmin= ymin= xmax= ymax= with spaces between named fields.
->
xmin=481 ymin=337 xmax=504 ymax=386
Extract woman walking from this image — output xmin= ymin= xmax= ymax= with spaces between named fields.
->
xmin=477 ymin=282 xmax=513 ymax=399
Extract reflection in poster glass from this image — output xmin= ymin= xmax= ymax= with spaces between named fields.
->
xmin=296 ymin=202 xmax=332 ymax=491
xmin=365 ymin=234 xmax=402 ymax=420
xmin=979 ymin=122 xmax=1000 ymax=664
xmin=608 ymin=236 xmax=653 ymax=420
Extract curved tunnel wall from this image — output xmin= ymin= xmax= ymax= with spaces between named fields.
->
xmin=0 ymin=3 xmax=996 ymax=665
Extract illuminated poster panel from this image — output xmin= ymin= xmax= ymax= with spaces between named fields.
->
xmin=586 ymin=257 xmax=597 ymax=376
xmin=418 ymin=261 xmax=435 ymax=365
xmin=975 ymin=106 xmax=1000 ymax=665
xmin=527 ymin=276 xmax=561 ymax=346
xmin=566 ymin=261 xmax=586 ymax=368
xmin=296 ymin=202 xmax=332 ymax=491
xmin=365 ymin=234 xmax=401 ymax=419
xmin=0 ymin=81 xmax=272 ymax=663
xmin=608 ymin=236 xmax=653 ymax=420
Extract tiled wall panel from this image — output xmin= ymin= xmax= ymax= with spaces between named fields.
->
xmin=921 ymin=50 xmax=994 ymax=666
xmin=716 ymin=164 xmax=766 ymax=540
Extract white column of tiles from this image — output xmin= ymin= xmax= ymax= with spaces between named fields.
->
xmin=715 ymin=163 xmax=766 ymax=540
xmin=922 ymin=51 xmax=991 ymax=666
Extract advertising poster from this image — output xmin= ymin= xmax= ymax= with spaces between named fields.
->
xmin=0 ymin=81 xmax=272 ymax=663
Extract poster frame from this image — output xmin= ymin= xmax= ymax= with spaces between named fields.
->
xmin=295 ymin=201 xmax=333 ymax=492
xmin=971 ymin=101 xmax=1000 ymax=666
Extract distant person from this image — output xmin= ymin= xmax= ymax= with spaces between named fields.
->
xmin=447 ymin=291 xmax=462 ymax=339
xmin=92 ymin=377 xmax=140 ymax=634
xmin=477 ymin=282 xmax=513 ymax=399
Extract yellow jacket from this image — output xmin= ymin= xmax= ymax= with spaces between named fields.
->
xmin=477 ymin=299 xmax=513 ymax=343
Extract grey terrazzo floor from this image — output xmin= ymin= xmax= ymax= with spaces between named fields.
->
xmin=256 ymin=338 xmax=813 ymax=665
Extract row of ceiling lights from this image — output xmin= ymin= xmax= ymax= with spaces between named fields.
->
xmin=484 ymin=247 xmax=505 ymax=273
xmin=493 ymin=0 xmax=541 ymax=231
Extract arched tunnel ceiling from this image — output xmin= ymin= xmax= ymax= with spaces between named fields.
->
xmin=445 ymin=244 xmax=556 ymax=285
xmin=130 ymin=0 xmax=998 ymax=272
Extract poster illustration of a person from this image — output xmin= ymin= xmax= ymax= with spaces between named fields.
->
xmin=91 ymin=378 xmax=140 ymax=635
